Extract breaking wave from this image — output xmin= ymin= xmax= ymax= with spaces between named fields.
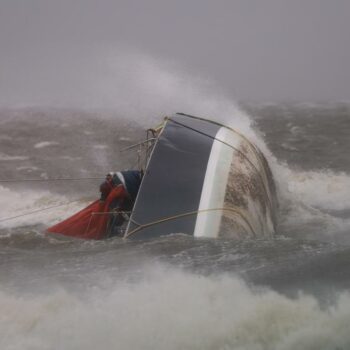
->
xmin=279 ymin=168 xmax=350 ymax=212
xmin=272 ymin=163 xmax=350 ymax=237
xmin=1 ymin=266 xmax=349 ymax=350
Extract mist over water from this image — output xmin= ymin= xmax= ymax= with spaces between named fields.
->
xmin=1 ymin=55 xmax=350 ymax=349
xmin=0 ymin=48 xmax=251 ymax=133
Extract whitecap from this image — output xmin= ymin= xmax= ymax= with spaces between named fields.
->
xmin=0 ymin=153 xmax=29 ymax=161
xmin=93 ymin=144 xmax=108 ymax=150
xmin=34 ymin=141 xmax=59 ymax=149
xmin=16 ymin=166 xmax=40 ymax=172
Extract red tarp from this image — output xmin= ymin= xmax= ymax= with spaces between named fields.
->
xmin=47 ymin=186 xmax=127 ymax=239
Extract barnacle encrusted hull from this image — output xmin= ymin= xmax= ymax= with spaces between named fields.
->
xmin=125 ymin=113 xmax=277 ymax=239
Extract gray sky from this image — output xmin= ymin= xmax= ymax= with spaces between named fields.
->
xmin=0 ymin=0 xmax=349 ymax=105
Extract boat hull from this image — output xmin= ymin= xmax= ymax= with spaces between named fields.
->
xmin=125 ymin=113 xmax=277 ymax=239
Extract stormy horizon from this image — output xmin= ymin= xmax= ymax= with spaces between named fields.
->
xmin=1 ymin=0 xmax=349 ymax=108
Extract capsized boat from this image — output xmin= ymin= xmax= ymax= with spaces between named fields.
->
xmin=47 ymin=113 xmax=277 ymax=240
xmin=125 ymin=113 xmax=277 ymax=239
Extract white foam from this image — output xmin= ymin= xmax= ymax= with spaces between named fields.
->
xmin=119 ymin=136 xmax=131 ymax=141
xmin=93 ymin=144 xmax=108 ymax=150
xmin=60 ymin=156 xmax=82 ymax=161
xmin=0 ymin=268 xmax=349 ymax=350
xmin=260 ymin=157 xmax=350 ymax=235
xmin=276 ymin=165 xmax=350 ymax=212
xmin=0 ymin=186 xmax=89 ymax=229
xmin=34 ymin=141 xmax=59 ymax=149
xmin=0 ymin=153 xmax=29 ymax=161
xmin=16 ymin=166 xmax=40 ymax=172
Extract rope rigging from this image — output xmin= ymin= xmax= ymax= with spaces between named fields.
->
xmin=124 ymin=206 xmax=257 ymax=238
xmin=0 ymin=137 xmax=151 ymax=223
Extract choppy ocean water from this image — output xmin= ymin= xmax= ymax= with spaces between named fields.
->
xmin=1 ymin=104 xmax=350 ymax=350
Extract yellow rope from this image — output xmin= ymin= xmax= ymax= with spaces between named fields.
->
xmin=124 ymin=206 xmax=256 ymax=238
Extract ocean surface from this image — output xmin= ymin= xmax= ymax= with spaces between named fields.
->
xmin=1 ymin=103 xmax=350 ymax=350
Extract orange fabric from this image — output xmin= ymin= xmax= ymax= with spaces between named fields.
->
xmin=47 ymin=185 xmax=128 ymax=239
